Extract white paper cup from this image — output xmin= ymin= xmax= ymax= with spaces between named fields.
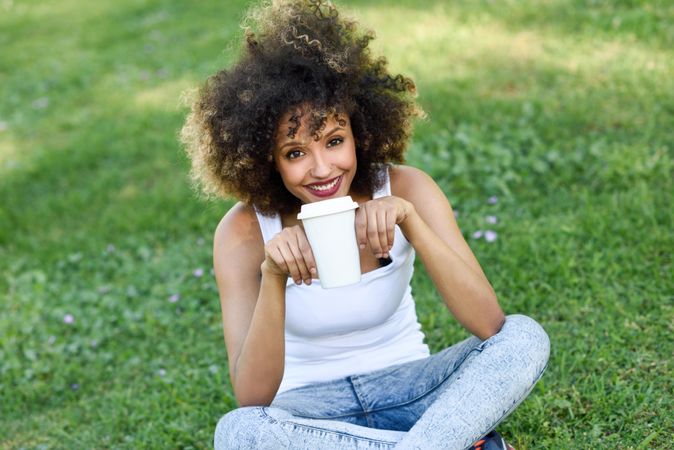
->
xmin=297 ymin=196 xmax=361 ymax=289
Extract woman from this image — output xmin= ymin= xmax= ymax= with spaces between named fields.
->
xmin=181 ymin=1 xmax=549 ymax=448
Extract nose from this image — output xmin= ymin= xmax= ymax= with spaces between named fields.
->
xmin=310 ymin=149 xmax=332 ymax=179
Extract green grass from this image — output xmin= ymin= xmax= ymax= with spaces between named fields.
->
xmin=1 ymin=0 xmax=672 ymax=448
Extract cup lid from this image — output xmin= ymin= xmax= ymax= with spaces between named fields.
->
xmin=297 ymin=196 xmax=359 ymax=220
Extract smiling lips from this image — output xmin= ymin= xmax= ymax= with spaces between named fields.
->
xmin=305 ymin=175 xmax=342 ymax=198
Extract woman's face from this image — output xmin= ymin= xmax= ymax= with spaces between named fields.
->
xmin=273 ymin=110 xmax=357 ymax=205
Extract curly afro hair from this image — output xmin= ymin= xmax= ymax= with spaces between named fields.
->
xmin=181 ymin=0 xmax=422 ymax=215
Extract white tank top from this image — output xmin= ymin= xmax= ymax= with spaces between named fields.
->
xmin=255 ymin=168 xmax=430 ymax=395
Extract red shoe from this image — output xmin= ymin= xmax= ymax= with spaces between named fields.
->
xmin=470 ymin=430 xmax=515 ymax=450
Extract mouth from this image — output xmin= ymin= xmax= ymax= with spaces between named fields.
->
xmin=304 ymin=175 xmax=342 ymax=198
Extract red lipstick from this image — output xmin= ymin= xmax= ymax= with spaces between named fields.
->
xmin=304 ymin=175 xmax=342 ymax=198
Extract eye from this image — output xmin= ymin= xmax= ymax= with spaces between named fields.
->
xmin=285 ymin=149 xmax=304 ymax=160
xmin=327 ymin=137 xmax=344 ymax=148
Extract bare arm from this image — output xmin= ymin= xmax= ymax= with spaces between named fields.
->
xmin=213 ymin=204 xmax=285 ymax=406
xmin=214 ymin=203 xmax=317 ymax=406
xmin=356 ymin=166 xmax=504 ymax=339
xmin=229 ymin=268 xmax=287 ymax=406
xmin=395 ymin=166 xmax=504 ymax=338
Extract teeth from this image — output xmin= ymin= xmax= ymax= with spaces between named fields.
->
xmin=308 ymin=177 xmax=339 ymax=191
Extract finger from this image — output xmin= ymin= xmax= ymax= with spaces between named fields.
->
xmin=286 ymin=237 xmax=311 ymax=284
xmin=267 ymin=245 xmax=289 ymax=276
xmin=376 ymin=209 xmax=389 ymax=257
xmin=366 ymin=206 xmax=384 ymax=257
xmin=385 ymin=208 xmax=395 ymax=254
xmin=355 ymin=206 xmax=367 ymax=250
xmin=278 ymin=242 xmax=301 ymax=284
xmin=296 ymin=232 xmax=317 ymax=283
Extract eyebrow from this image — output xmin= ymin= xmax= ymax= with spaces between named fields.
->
xmin=278 ymin=126 xmax=345 ymax=151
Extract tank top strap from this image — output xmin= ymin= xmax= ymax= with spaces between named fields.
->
xmin=254 ymin=208 xmax=282 ymax=244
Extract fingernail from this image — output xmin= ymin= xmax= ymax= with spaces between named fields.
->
xmin=295 ymin=280 xmax=301 ymax=285
xmin=359 ymin=244 xmax=366 ymax=249
xmin=310 ymin=267 xmax=317 ymax=273
xmin=375 ymin=253 xmax=382 ymax=258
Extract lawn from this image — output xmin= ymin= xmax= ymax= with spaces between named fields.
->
xmin=1 ymin=0 xmax=672 ymax=448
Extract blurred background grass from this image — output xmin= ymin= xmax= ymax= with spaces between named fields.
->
xmin=1 ymin=0 xmax=672 ymax=448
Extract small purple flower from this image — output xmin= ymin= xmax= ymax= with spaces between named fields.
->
xmin=196 ymin=237 xmax=205 ymax=246
xmin=486 ymin=215 xmax=498 ymax=224
xmin=71 ymin=383 xmax=79 ymax=391
xmin=48 ymin=335 xmax=56 ymax=345
xmin=485 ymin=230 xmax=498 ymax=242
xmin=193 ymin=268 xmax=204 ymax=278
xmin=157 ymin=368 xmax=166 ymax=377
xmin=63 ymin=314 xmax=75 ymax=325
xmin=488 ymin=196 xmax=498 ymax=205
xmin=453 ymin=210 xmax=459 ymax=218
xmin=168 ymin=293 xmax=180 ymax=303
xmin=472 ymin=230 xmax=484 ymax=239
xmin=106 ymin=244 xmax=116 ymax=253
xmin=209 ymin=365 xmax=219 ymax=374
xmin=90 ymin=340 xmax=98 ymax=348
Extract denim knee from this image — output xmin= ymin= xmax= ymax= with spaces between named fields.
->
xmin=215 ymin=407 xmax=255 ymax=450
xmin=499 ymin=314 xmax=550 ymax=373
xmin=214 ymin=406 xmax=294 ymax=450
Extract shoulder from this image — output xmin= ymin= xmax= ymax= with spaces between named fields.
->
xmin=389 ymin=165 xmax=444 ymax=204
xmin=214 ymin=202 xmax=264 ymax=261
xmin=215 ymin=202 xmax=258 ymax=239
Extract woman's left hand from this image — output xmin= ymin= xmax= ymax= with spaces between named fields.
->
xmin=355 ymin=196 xmax=415 ymax=258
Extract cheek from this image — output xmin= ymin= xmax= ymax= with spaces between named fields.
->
xmin=278 ymin=161 xmax=306 ymax=187
xmin=346 ymin=146 xmax=358 ymax=170
xmin=337 ymin=141 xmax=357 ymax=167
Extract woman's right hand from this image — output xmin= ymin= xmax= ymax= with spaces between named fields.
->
xmin=262 ymin=225 xmax=317 ymax=285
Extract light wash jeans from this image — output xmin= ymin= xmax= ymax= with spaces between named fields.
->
xmin=214 ymin=314 xmax=550 ymax=450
